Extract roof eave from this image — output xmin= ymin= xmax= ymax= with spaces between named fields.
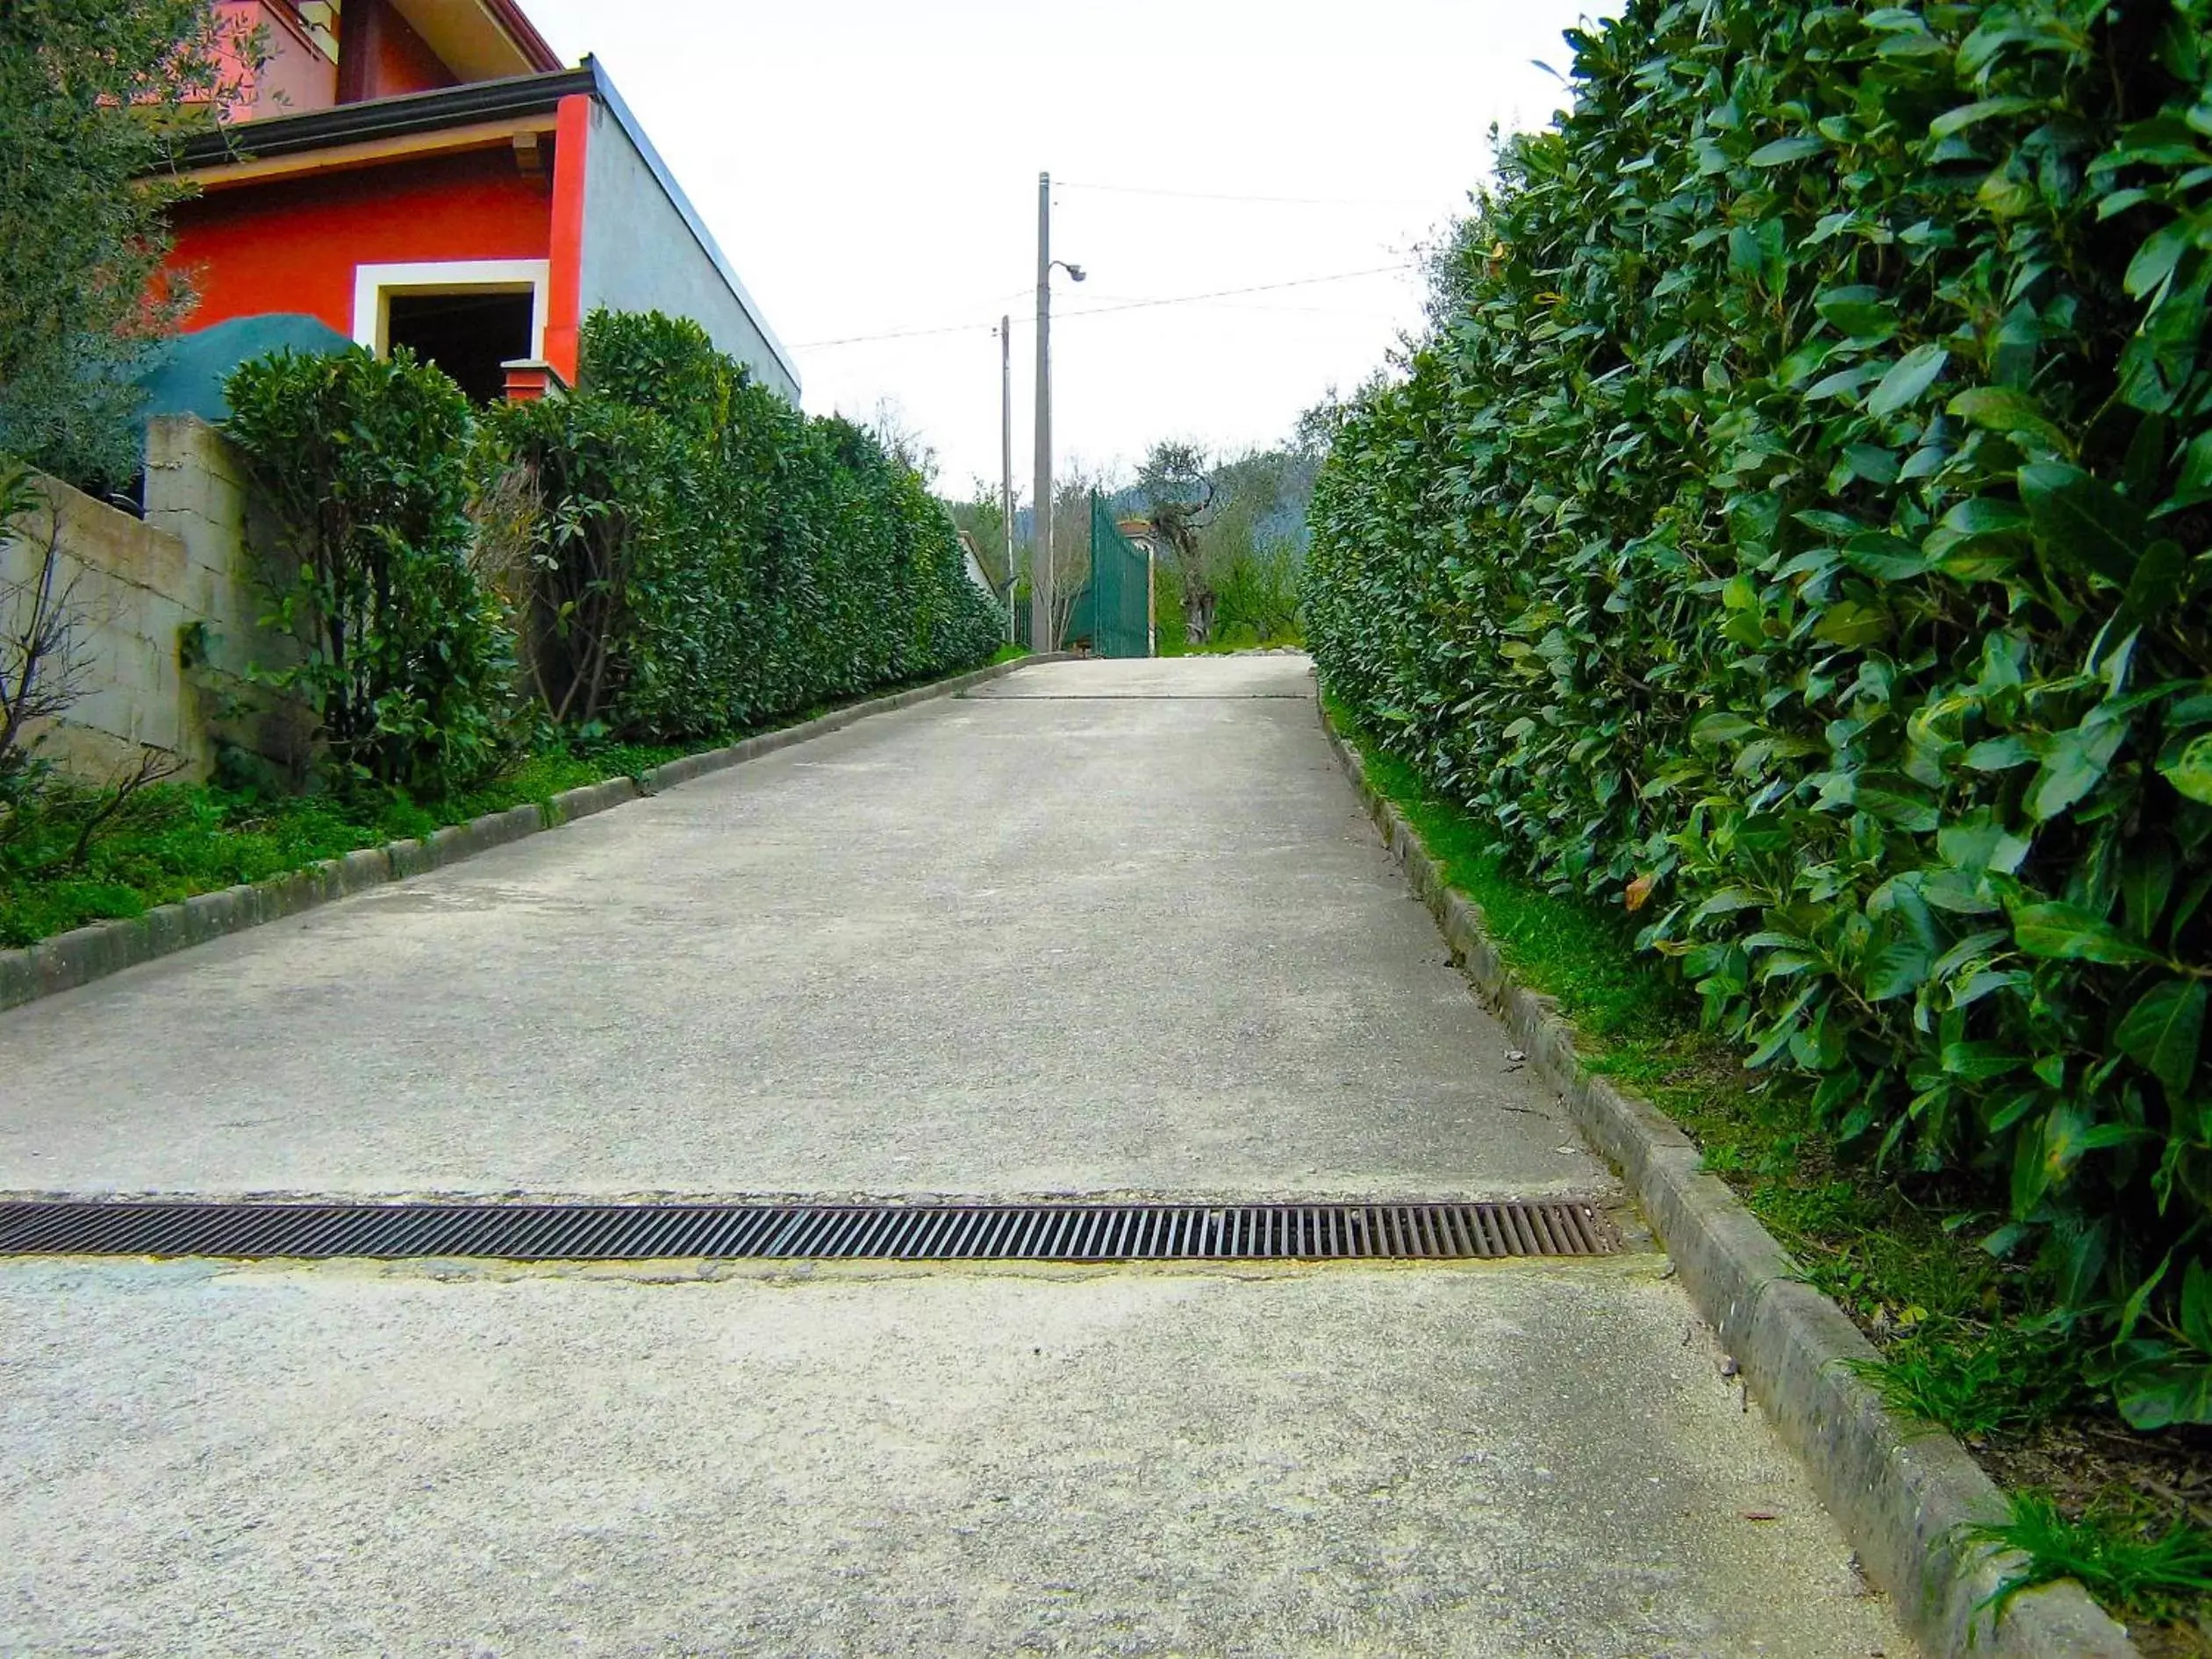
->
xmin=483 ymin=0 xmax=564 ymax=74
xmin=167 ymin=66 xmax=596 ymax=170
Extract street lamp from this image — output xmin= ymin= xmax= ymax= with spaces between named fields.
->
xmin=1033 ymin=174 xmax=1085 ymax=654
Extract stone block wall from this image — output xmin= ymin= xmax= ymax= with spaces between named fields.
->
xmin=2 ymin=416 xmax=305 ymax=783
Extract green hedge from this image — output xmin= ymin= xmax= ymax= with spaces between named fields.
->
xmin=224 ymin=347 xmax=512 ymax=794
xmin=490 ymin=311 xmax=1003 ymax=740
xmin=1305 ymin=0 xmax=2212 ymax=1422
xmin=224 ymin=313 xmax=1001 ymax=781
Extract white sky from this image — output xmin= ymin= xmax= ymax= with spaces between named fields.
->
xmin=519 ymin=0 xmax=1602 ymax=494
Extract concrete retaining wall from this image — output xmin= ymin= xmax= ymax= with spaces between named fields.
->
xmin=3 ymin=416 xmax=302 ymax=782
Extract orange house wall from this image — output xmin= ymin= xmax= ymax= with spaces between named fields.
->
xmin=166 ymin=151 xmax=554 ymax=339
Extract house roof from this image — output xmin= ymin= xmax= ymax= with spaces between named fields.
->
xmin=384 ymin=0 xmax=563 ymax=79
xmin=167 ymin=58 xmax=798 ymax=393
xmin=171 ymin=63 xmax=595 ymax=168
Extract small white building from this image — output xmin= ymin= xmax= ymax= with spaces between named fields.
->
xmin=956 ymin=530 xmax=998 ymax=599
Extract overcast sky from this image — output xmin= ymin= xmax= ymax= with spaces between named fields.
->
xmin=519 ymin=0 xmax=1603 ymax=495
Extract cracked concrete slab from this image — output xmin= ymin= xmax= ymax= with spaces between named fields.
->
xmin=0 ymin=655 xmax=1604 ymax=1201
xmin=0 ymin=655 xmax=1909 ymax=1655
xmin=0 ymin=1256 xmax=1901 ymax=1657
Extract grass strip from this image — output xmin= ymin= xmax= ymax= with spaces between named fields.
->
xmin=0 ymin=742 xmax=673 ymax=950
xmin=1156 ymin=633 xmax=1303 ymax=658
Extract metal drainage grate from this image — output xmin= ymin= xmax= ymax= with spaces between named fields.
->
xmin=0 ymin=1199 xmax=1616 ymax=1263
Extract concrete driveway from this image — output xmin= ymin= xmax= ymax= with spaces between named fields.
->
xmin=0 ymin=654 xmax=1906 ymax=1655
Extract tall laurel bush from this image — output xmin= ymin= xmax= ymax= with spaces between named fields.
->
xmin=224 ymin=347 xmax=513 ymax=794
xmin=487 ymin=310 xmax=1002 ymax=739
xmin=1304 ymin=0 xmax=2212 ymax=1422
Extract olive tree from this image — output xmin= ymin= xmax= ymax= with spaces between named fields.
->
xmin=0 ymin=2 xmax=247 ymax=490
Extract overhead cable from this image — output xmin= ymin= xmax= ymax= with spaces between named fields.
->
xmin=1056 ymin=180 xmax=1444 ymax=210
xmin=792 ymin=263 xmax=1418 ymax=350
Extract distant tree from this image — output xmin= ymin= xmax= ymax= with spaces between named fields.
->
xmin=1195 ymin=448 xmax=1306 ymax=644
xmin=864 ymin=397 xmax=938 ymax=487
xmin=940 ymin=466 xmax=1100 ymax=647
xmin=1043 ymin=461 xmax=1108 ymax=650
xmin=1292 ymin=386 xmax=1352 ymax=459
xmin=0 ymin=3 xmax=249 ymax=490
xmin=1132 ymin=436 xmax=1319 ymax=647
xmin=1293 ymin=373 xmax=1392 ymax=459
xmin=1137 ymin=440 xmax=1216 ymax=644
xmin=944 ymin=477 xmax=1012 ymax=591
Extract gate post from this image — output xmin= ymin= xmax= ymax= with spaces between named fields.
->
xmin=1147 ymin=544 xmax=1156 ymax=657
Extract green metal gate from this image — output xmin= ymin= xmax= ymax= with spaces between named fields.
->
xmin=1085 ymin=493 xmax=1152 ymax=658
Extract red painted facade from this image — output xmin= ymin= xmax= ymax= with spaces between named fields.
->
xmin=333 ymin=0 xmax=456 ymax=104
xmin=210 ymin=2 xmax=336 ymax=121
xmin=168 ymin=151 xmax=553 ymax=341
xmin=541 ymin=95 xmax=591 ymax=384
xmin=158 ymin=4 xmax=784 ymax=404
xmin=210 ymin=1 xmax=558 ymax=121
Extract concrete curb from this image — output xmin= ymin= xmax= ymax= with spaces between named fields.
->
xmin=0 ymin=654 xmax=1063 ymax=1017
xmin=1315 ymin=701 xmax=2138 ymax=1659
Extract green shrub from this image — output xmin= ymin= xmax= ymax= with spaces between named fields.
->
xmin=483 ymin=310 xmax=1002 ymax=740
xmin=0 ymin=1 xmax=239 ymax=491
xmin=481 ymin=389 xmax=673 ymax=730
xmin=1213 ymin=547 xmax=1302 ymax=644
xmin=224 ymin=347 xmax=512 ymax=793
xmin=1305 ymin=0 xmax=2212 ymax=1419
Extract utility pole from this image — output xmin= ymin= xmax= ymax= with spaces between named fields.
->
xmin=1000 ymin=314 xmax=1015 ymax=643
xmin=1032 ymin=171 xmax=1052 ymax=654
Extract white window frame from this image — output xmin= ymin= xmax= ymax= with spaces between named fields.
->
xmin=351 ymin=259 xmax=551 ymax=362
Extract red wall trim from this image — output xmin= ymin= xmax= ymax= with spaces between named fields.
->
xmin=336 ymin=0 xmax=457 ymax=106
xmin=166 ymin=150 xmax=553 ymax=339
xmin=543 ymin=93 xmax=591 ymax=385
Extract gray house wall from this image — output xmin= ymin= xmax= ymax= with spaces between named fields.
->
xmin=577 ymin=97 xmax=798 ymax=403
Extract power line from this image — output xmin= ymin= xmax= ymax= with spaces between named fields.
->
xmin=1057 ymin=179 xmax=1443 ymax=210
xmin=1054 ymin=265 xmax=1416 ymax=321
xmin=792 ymin=264 xmax=1418 ymax=350
xmin=793 ymin=318 xmax=1004 ymax=349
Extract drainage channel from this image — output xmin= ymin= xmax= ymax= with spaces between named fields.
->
xmin=0 ymin=1198 xmax=1618 ymax=1263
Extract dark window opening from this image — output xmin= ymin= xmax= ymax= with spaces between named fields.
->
xmin=384 ymin=290 xmax=533 ymax=404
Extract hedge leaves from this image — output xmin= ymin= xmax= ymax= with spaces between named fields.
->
xmin=226 ymin=313 xmax=1003 ymax=787
xmin=498 ymin=311 xmax=1003 ymax=740
xmin=1305 ymin=0 xmax=2212 ymax=1420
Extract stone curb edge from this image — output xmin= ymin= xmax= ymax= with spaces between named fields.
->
xmin=1315 ymin=699 xmax=2137 ymax=1659
xmin=0 ymin=654 xmax=1067 ymax=1017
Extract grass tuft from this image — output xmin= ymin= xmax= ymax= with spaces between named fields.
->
xmin=1845 ymin=1322 xmax=2083 ymax=1442
xmin=1967 ymin=1491 xmax=2212 ymax=1626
